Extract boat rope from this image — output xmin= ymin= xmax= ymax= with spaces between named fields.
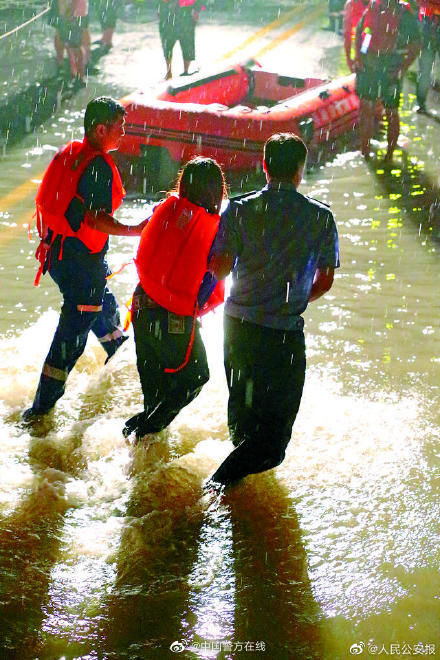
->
xmin=0 ymin=5 xmax=49 ymax=42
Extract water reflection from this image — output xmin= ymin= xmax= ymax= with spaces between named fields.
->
xmin=224 ymin=474 xmax=322 ymax=658
xmin=366 ymin=147 xmax=440 ymax=242
xmin=0 ymin=437 xmax=70 ymax=658
xmin=98 ymin=440 xmax=207 ymax=657
xmin=97 ymin=454 xmax=322 ymax=658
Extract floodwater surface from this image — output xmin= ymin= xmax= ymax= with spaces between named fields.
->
xmin=0 ymin=2 xmax=440 ymax=659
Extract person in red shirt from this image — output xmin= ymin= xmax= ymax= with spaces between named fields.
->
xmin=354 ymin=0 xmax=420 ymax=161
xmin=158 ymin=0 xmax=204 ymax=80
xmin=344 ymin=0 xmax=370 ymax=71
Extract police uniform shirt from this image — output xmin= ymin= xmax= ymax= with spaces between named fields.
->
xmin=211 ymin=181 xmax=340 ymax=331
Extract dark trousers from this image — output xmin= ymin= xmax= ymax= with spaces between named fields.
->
xmin=32 ymin=250 xmax=124 ymax=412
xmin=159 ymin=6 xmax=196 ymax=61
xmin=417 ymin=17 xmax=440 ymax=107
xmin=211 ymin=315 xmax=306 ymax=486
xmin=125 ymin=303 xmax=209 ymax=437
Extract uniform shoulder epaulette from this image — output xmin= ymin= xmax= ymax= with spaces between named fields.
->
xmin=229 ymin=190 xmax=258 ymax=202
xmin=304 ymin=194 xmax=332 ymax=211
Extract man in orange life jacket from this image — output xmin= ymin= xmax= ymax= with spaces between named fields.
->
xmin=416 ymin=0 xmax=440 ymax=113
xmin=343 ymin=0 xmax=369 ymax=72
xmin=158 ymin=0 xmax=203 ymax=80
xmin=354 ymin=0 xmax=420 ymax=161
xmin=23 ymin=96 xmax=147 ymax=421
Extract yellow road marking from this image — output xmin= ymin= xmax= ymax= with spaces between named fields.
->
xmin=217 ymin=4 xmax=305 ymax=62
xmin=254 ymin=5 xmax=326 ymax=58
xmin=0 ymin=177 xmax=42 ymax=247
xmin=0 ymin=210 xmax=35 ymax=247
xmin=0 ymin=176 xmax=41 ymax=211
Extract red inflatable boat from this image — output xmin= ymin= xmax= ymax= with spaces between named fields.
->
xmin=117 ymin=61 xmax=360 ymax=184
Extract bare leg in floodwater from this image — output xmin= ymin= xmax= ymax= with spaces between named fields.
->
xmin=359 ymin=99 xmax=375 ymax=159
xmin=165 ymin=56 xmax=172 ymax=80
xmin=384 ymin=107 xmax=400 ymax=162
xmin=54 ymin=30 xmax=65 ymax=71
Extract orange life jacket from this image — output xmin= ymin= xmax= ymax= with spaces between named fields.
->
xmin=135 ymin=195 xmax=224 ymax=317
xmin=357 ymin=0 xmax=412 ymax=55
xmin=344 ymin=0 xmax=369 ymax=61
xmin=34 ymin=137 xmax=125 ymax=285
xmin=418 ymin=0 xmax=440 ymax=18
xmin=162 ymin=0 xmax=198 ymax=6
xmin=349 ymin=0 xmax=370 ymax=28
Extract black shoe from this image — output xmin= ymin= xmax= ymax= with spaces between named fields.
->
xmin=203 ymin=478 xmax=225 ymax=495
xmin=97 ymin=43 xmax=112 ymax=54
xmin=416 ymin=104 xmax=428 ymax=115
xmin=123 ymin=411 xmax=145 ymax=438
xmin=70 ymin=76 xmax=86 ymax=91
xmin=86 ymin=65 xmax=100 ymax=76
xmin=104 ymin=334 xmax=129 ymax=365
xmin=22 ymin=406 xmax=51 ymax=422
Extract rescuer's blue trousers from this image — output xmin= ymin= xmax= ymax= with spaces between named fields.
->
xmin=32 ymin=246 xmax=126 ymax=413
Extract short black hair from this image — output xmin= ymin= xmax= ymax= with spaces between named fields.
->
xmin=176 ymin=157 xmax=227 ymax=214
xmin=84 ymin=96 xmax=126 ymax=137
xmin=264 ymin=132 xmax=308 ymax=181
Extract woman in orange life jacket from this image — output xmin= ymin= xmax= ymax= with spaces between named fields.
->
xmin=354 ymin=0 xmax=420 ymax=162
xmin=23 ymin=97 xmax=147 ymax=422
xmin=123 ymin=157 xmax=227 ymax=442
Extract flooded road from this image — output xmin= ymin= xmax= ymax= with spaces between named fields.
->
xmin=1 ymin=2 xmax=440 ymax=658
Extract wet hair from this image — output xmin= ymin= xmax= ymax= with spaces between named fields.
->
xmin=264 ymin=132 xmax=308 ymax=181
xmin=84 ymin=96 xmax=126 ymax=137
xmin=175 ymin=156 xmax=227 ymax=214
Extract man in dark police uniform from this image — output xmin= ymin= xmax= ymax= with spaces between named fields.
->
xmin=206 ymin=133 xmax=340 ymax=489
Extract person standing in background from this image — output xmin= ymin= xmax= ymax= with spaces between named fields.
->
xmin=94 ymin=0 xmax=119 ymax=52
xmin=55 ymin=0 xmax=90 ymax=88
xmin=47 ymin=0 xmax=67 ymax=77
xmin=205 ymin=133 xmax=340 ymax=490
xmin=158 ymin=0 xmax=204 ymax=80
xmin=416 ymin=0 xmax=440 ymax=113
xmin=343 ymin=0 xmax=369 ymax=71
xmin=326 ymin=0 xmax=345 ymax=33
xmin=354 ymin=0 xmax=420 ymax=161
